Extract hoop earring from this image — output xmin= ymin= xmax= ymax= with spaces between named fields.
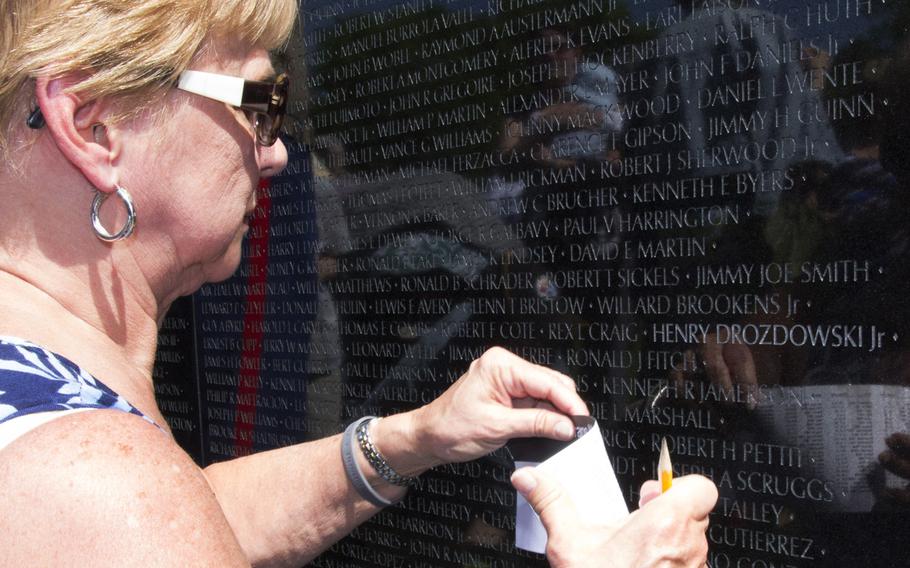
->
xmin=91 ymin=185 xmax=136 ymax=242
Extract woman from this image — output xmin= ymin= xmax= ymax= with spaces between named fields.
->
xmin=0 ymin=1 xmax=716 ymax=566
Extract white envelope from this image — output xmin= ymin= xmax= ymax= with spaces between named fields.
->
xmin=515 ymin=420 xmax=629 ymax=554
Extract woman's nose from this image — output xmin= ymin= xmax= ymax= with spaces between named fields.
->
xmin=259 ymin=137 xmax=289 ymax=178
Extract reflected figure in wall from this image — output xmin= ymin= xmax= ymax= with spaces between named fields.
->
xmin=305 ymin=136 xmax=353 ymax=438
xmin=500 ymin=26 xmax=624 ymax=168
xmin=492 ymin=25 xmax=632 ymax=384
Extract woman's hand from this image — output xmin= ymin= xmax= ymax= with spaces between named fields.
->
xmin=880 ymin=432 xmax=910 ymax=505
xmin=405 ymin=347 xmax=588 ymax=468
xmin=511 ymin=470 xmax=717 ymax=568
xmin=670 ymin=336 xmax=760 ymax=410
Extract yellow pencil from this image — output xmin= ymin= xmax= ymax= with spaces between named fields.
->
xmin=659 ymin=437 xmax=673 ymax=493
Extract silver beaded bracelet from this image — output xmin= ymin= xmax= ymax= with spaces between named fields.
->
xmin=356 ymin=417 xmax=417 ymax=487
xmin=341 ymin=416 xmax=396 ymax=507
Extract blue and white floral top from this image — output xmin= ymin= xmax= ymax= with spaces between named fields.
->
xmin=0 ymin=336 xmax=151 ymax=429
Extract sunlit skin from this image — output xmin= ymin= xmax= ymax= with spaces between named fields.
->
xmin=125 ymin=44 xmax=288 ymax=303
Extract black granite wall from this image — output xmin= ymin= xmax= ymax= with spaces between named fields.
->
xmin=156 ymin=1 xmax=910 ymax=565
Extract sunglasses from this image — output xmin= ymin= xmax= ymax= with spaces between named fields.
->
xmin=27 ymin=70 xmax=289 ymax=147
xmin=177 ymin=70 xmax=288 ymax=147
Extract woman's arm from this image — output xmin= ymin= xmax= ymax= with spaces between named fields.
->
xmin=202 ymin=420 xmax=411 ymax=567
xmin=204 ymin=347 xmax=588 ymax=567
xmin=0 ymin=348 xmax=584 ymax=567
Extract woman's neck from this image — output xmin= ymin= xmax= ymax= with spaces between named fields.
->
xmin=0 ymin=259 xmax=170 ymax=428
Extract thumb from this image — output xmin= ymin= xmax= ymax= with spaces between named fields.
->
xmin=505 ymin=408 xmax=577 ymax=441
xmin=511 ymin=467 xmax=581 ymax=536
xmin=661 ymin=475 xmax=719 ymax=520
xmin=638 ymin=480 xmax=661 ymax=508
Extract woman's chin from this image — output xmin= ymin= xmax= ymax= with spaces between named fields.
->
xmin=212 ymin=263 xmax=242 ymax=284
xmin=205 ymin=245 xmax=246 ymax=284
xmin=199 ymin=225 xmax=259 ymax=284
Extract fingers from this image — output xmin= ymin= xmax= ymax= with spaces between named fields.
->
xmin=883 ymin=486 xmax=910 ymax=505
xmin=641 ymin=476 xmax=718 ymax=518
xmin=545 ymin=369 xmax=578 ymax=393
xmin=511 ymin=467 xmax=581 ymax=536
xmin=479 ymin=348 xmax=588 ymax=416
xmin=887 ymin=433 xmax=910 ymax=457
xmin=658 ymin=475 xmax=719 ymax=520
xmin=723 ymin=344 xmax=759 ymax=408
xmin=504 ymin=408 xmax=577 ymax=441
xmin=723 ymin=344 xmax=757 ymax=387
xmin=638 ymin=480 xmax=661 ymax=508
xmin=670 ymin=350 xmax=696 ymax=389
xmin=881 ymin=433 xmax=910 ymax=478
xmin=700 ymin=340 xmax=733 ymax=394
xmin=482 ymin=348 xmax=578 ymax=395
xmin=880 ymin=450 xmax=910 ymax=479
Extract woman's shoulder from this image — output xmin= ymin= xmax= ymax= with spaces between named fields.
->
xmin=0 ymin=408 xmax=249 ymax=565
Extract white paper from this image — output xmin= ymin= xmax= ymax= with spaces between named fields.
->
xmin=515 ymin=420 xmax=629 ymax=553
xmin=754 ymin=384 xmax=910 ymax=511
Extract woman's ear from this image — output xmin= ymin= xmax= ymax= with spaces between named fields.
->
xmin=33 ymin=75 xmax=121 ymax=193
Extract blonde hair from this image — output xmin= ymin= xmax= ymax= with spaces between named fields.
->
xmin=0 ymin=0 xmax=297 ymax=158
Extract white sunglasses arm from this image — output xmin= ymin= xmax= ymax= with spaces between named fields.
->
xmin=177 ymin=70 xmax=245 ymax=107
